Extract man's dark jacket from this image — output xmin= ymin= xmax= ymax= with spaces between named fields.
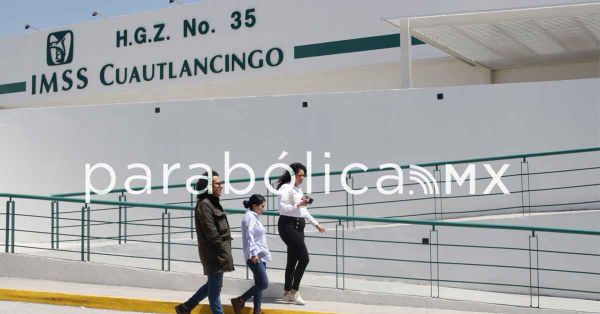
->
xmin=195 ymin=194 xmax=234 ymax=275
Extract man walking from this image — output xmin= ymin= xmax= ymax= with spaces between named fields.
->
xmin=176 ymin=171 xmax=234 ymax=314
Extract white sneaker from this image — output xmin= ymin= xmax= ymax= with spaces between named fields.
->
xmin=290 ymin=290 xmax=306 ymax=305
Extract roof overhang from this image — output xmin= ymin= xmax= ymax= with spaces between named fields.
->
xmin=386 ymin=3 xmax=600 ymax=70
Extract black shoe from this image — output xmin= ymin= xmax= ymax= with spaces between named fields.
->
xmin=230 ymin=297 xmax=245 ymax=314
xmin=175 ymin=303 xmax=191 ymax=314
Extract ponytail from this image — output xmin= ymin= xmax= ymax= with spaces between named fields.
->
xmin=243 ymin=194 xmax=266 ymax=211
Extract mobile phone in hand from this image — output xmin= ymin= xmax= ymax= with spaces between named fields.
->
xmin=304 ymin=195 xmax=314 ymax=205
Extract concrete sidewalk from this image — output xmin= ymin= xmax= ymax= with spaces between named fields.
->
xmin=1 ymin=277 xmax=597 ymax=314
xmin=0 ymin=277 xmax=493 ymax=314
xmin=0 ymin=301 xmax=141 ymax=314
xmin=0 ymin=253 xmax=597 ymax=314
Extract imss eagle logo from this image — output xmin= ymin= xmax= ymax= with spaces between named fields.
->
xmin=31 ymin=29 xmax=87 ymax=95
xmin=46 ymin=30 xmax=74 ymax=66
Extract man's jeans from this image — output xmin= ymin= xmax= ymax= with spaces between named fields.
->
xmin=184 ymin=272 xmax=224 ymax=314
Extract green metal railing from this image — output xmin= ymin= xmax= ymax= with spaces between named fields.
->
xmin=1 ymin=192 xmax=598 ymax=310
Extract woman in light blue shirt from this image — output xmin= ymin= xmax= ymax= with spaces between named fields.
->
xmin=230 ymin=194 xmax=271 ymax=314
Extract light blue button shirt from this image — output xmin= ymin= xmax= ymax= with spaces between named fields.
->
xmin=241 ymin=210 xmax=272 ymax=263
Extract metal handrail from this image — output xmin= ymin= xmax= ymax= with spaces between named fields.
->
xmin=2 ymin=193 xmax=598 ymax=236
xmin=3 ymin=192 xmax=599 ymax=309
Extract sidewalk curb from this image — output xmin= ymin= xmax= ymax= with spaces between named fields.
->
xmin=0 ymin=288 xmax=335 ymax=314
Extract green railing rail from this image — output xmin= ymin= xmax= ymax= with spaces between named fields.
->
xmin=52 ymin=147 xmax=600 ymax=197
xmin=2 ymin=192 xmax=599 ymax=310
xmin=2 ymin=193 xmax=599 ymax=236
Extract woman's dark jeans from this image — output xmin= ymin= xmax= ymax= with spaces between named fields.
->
xmin=240 ymin=259 xmax=269 ymax=311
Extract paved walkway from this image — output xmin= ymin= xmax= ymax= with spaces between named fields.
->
xmin=1 ymin=277 xmax=597 ymax=314
xmin=0 ymin=301 xmax=140 ymax=314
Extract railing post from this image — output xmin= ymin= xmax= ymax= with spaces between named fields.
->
xmin=87 ymin=205 xmax=91 ymax=262
xmin=434 ymin=166 xmax=443 ymax=220
xmin=51 ymin=201 xmax=55 ymax=249
xmin=167 ymin=212 xmax=171 ymax=271
xmin=345 ymin=174 xmax=355 ymax=228
xmin=342 ymin=219 xmax=346 ymax=288
xmin=190 ymin=193 xmax=194 ymax=239
xmin=270 ymin=179 xmax=277 ymax=234
xmin=335 ymin=219 xmax=345 ymax=289
xmin=10 ymin=200 xmax=15 ymax=253
xmin=335 ymin=219 xmax=339 ymax=289
xmin=80 ymin=204 xmax=86 ymax=261
xmin=351 ymin=175 xmax=355 ymax=228
xmin=5 ymin=198 xmax=12 ymax=253
xmin=521 ymin=158 xmax=531 ymax=216
xmin=529 ymin=231 xmax=540 ymax=308
xmin=50 ymin=201 xmax=58 ymax=250
xmin=56 ymin=201 xmax=60 ymax=249
xmin=265 ymin=183 xmax=271 ymax=235
xmin=50 ymin=201 xmax=60 ymax=249
xmin=118 ymin=194 xmax=123 ymax=244
xmin=118 ymin=192 xmax=129 ymax=244
xmin=123 ymin=194 xmax=128 ymax=243
xmin=429 ymin=225 xmax=439 ymax=298
xmin=161 ymin=211 xmax=166 ymax=271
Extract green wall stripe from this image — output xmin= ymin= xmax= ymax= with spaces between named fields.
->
xmin=294 ymin=33 xmax=426 ymax=59
xmin=0 ymin=81 xmax=26 ymax=95
xmin=412 ymin=37 xmax=426 ymax=45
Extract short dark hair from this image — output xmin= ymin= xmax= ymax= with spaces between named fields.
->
xmin=195 ymin=170 xmax=219 ymax=199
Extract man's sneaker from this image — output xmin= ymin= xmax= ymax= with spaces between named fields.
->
xmin=175 ymin=303 xmax=191 ymax=314
xmin=290 ymin=290 xmax=306 ymax=305
xmin=230 ymin=297 xmax=245 ymax=314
